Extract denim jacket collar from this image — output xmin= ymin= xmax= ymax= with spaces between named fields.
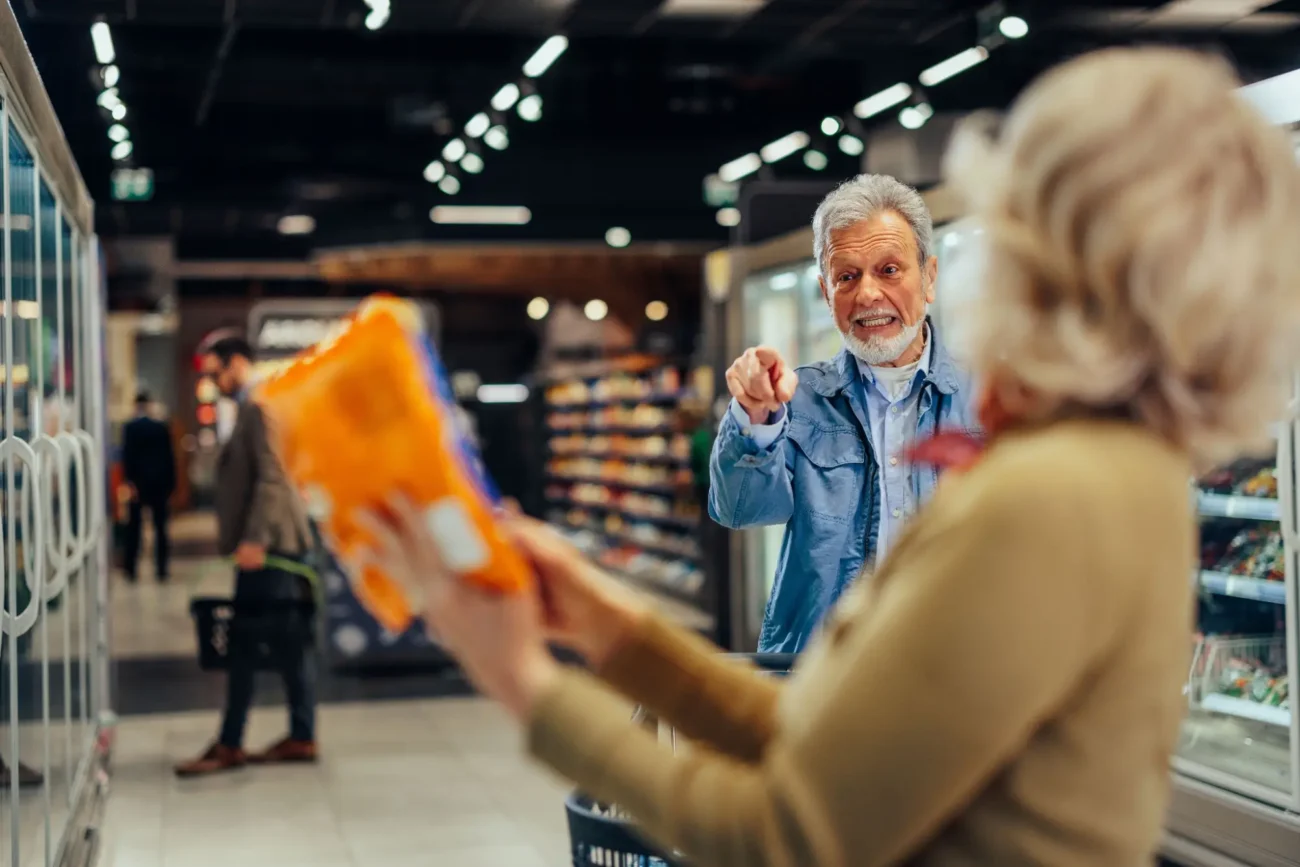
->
xmin=808 ymin=317 xmax=961 ymax=399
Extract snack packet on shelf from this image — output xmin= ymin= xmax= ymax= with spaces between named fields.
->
xmin=254 ymin=295 xmax=531 ymax=635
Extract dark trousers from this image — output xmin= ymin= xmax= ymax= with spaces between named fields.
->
xmin=218 ymin=565 xmax=316 ymax=748
xmin=124 ymin=494 xmax=170 ymax=580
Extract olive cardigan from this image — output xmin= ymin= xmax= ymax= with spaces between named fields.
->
xmin=528 ymin=419 xmax=1196 ymax=867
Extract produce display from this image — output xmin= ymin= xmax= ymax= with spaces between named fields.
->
xmin=1200 ymin=459 xmax=1278 ymax=499
xmin=1200 ymin=524 xmax=1285 ymax=583
xmin=255 ymin=295 xmax=531 ymax=634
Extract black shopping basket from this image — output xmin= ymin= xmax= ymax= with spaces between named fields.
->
xmin=565 ymin=653 xmax=796 ymax=867
xmin=190 ymin=597 xmax=316 ymax=672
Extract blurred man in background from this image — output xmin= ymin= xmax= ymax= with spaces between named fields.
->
xmin=176 ymin=336 xmax=318 ymax=777
xmin=121 ymin=390 xmax=176 ymax=582
xmin=710 ymin=174 xmax=977 ymax=653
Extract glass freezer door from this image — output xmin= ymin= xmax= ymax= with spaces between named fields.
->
xmin=1177 ymin=424 xmax=1299 ymax=807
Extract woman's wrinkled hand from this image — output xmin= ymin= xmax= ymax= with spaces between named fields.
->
xmin=351 ymin=495 xmax=557 ymax=721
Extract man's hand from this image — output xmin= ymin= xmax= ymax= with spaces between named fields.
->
xmin=234 ymin=542 xmax=267 ymax=571
xmin=725 ymin=346 xmax=799 ymax=425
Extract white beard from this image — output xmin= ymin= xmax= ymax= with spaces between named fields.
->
xmin=841 ymin=316 xmax=925 ymax=365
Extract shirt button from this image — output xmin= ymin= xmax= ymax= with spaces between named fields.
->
xmin=892 ymin=508 xmax=902 ymax=518
xmin=888 ymin=456 xmax=898 ymax=466
xmin=891 ymin=406 xmax=900 ymax=415
xmin=742 ymin=428 xmax=752 ymax=437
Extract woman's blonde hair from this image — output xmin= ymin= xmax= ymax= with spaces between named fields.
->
xmin=947 ymin=48 xmax=1300 ymax=469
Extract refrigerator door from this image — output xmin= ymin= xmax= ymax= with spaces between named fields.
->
xmin=1176 ymin=421 xmax=1299 ymax=808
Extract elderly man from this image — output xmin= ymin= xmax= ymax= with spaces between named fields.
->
xmin=710 ymin=173 xmax=976 ymax=653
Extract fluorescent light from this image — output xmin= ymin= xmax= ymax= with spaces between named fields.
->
xmin=277 ymin=215 xmax=316 ymax=235
xmin=770 ymin=271 xmax=798 ymax=291
xmin=423 ymin=160 xmax=446 ymax=183
xmin=108 ymin=123 xmax=129 ymax=143
xmin=517 ymin=94 xmax=543 ymax=122
xmin=438 ymin=175 xmax=461 ymax=195
xmin=584 ymin=300 xmax=608 ymax=321
xmin=645 ymin=301 xmax=668 ymax=322
xmin=854 ymin=82 xmax=913 ymax=119
xmin=838 ymin=134 xmax=864 ymax=156
xmin=803 ymin=149 xmax=828 ymax=171
xmin=102 ymin=64 xmax=120 ymax=88
xmin=363 ymin=0 xmax=390 ymax=31
xmin=718 ymin=152 xmax=761 ymax=182
xmin=760 ymin=131 xmax=809 ymax=163
xmin=527 ymin=297 xmax=550 ymax=320
xmin=430 ymin=206 xmax=531 ymax=225
xmin=716 ymin=207 xmax=741 ymax=227
xmin=820 ymin=116 xmax=842 ymax=136
xmin=465 ymin=112 xmax=491 ymax=138
xmin=999 ymin=15 xmax=1029 ymax=39
xmin=660 ymin=0 xmax=764 ymax=15
xmin=111 ymin=140 xmax=133 ymax=160
xmin=96 ymin=88 xmax=121 ymax=111
xmin=443 ymin=138 xmax=467 ymax=162
xmin=112 ymin=104 xmax=127 ymax=121
xmin=460 ymin=152 xmax=484 ymax=174
xmin=899 ymin=102 xmax=934 ymax=130
xmin=919 ymin=46 xmax=989 ymax=87
xmin=492 ymin=83 xmax=521 ymax=111
xmin=484 ymin=126 xmax=509 ymax=150
xmin=91 ymin=22 xmax=115 ymax=65
xmin=477 ymin=384 xmax=530 ymax=404
xmin=523 ymin=35 xmax=568 ymax=78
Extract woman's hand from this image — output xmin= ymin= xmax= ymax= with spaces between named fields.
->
xmin=502 ymin=517 xmax=649 ymax=668
xmin=352 ymin=496 xmax=558 ymax=721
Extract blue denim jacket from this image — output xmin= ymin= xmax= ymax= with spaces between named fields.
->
xmin=708 ymin=322 xmax=976 ymax=652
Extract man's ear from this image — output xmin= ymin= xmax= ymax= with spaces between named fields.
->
xmin=924 ymin=256 xmax=938 ymax=304
xmin=818 ymin=273 xmax=830 ymax=305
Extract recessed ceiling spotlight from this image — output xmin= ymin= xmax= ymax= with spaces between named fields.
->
xmin=527 ymin=297 xmax=550 ymax=320
xmin=645 ymin=301 xmax=668 ymax=322
xmin=108 ymin=123 xmax=129 ymax=143
xmin=438 ymin=175 xmax=461 ymax=195
xmin=838 ymin=134 xmax=865 ymax=156
xmin=492 ymin=83 xmax=521 ymax=112
xmin=111 ymin=140 xmax=133 ymax=161
xmin=584 ymin=299 xmax=608 ymax=321
xmin=999 ymin=15 xmax=1029 ymax=39
xmin=465 ymin=112 xmax=491 ymax=138
xmin=442 ymin=138 xmax=467 ymax=162
xmin=517 ymin=94 xmax=543 ymax=122
xmin=716 ymin=207 xmax=741 ymax=227
xmin=605 ymin=226 xmax=631 ymax=248
xmin=460 ymin=152 xmax=484 ymax=174
xmin=820 ymin=116 xmax=842 ymax=136
xmin=111 ymin=104 xmax=127 ymax=121
xmin=277 ymin=214 xmax=316 ymax=235
xmin=898 ymin=102 xmax=934 ymax=130
xmin=363 ymin=0 xmax=391 ymax=30
xmin=101 ymin=64 xmax=120 ymax=88
xmin=803 ymin=149 xmax=828 ymax=171
xmin=423 ymin=160 xmax=446 ymax=183
xmin=483 ymin=125 xmax=510 ymax=151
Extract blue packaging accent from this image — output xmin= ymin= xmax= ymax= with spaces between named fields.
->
xmin=416 ymin=332 xmax=503 ymax=505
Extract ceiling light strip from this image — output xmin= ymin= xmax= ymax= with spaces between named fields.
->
xmin=430 ymin=206 xmax=531 ymax=225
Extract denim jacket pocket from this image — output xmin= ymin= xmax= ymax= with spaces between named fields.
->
xmin=786 ymin=419 xmax=867 ymax=524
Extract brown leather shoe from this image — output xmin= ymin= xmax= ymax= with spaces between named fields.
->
xmin=174 ymin=743 xmax=247 ymax=778
xmin=0 ymin=759 xmax=43 ymax=787
xmin=248 ymin=737 xmax=317 ymax=765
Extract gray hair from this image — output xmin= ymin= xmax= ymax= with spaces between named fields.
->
xmin=812 ymin=174 xmax=934 ymax=275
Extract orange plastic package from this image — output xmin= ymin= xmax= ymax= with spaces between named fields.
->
xmin=254 ymin=295 xmax=532 ymax=634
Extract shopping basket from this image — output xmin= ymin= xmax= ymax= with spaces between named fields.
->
xmin=190 ymin=597 xmax=316 ymax=673
xmin=565 ymin=653 xmax=796 ymax=867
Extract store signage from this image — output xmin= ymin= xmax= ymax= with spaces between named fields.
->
xmin=111 ymin=168 xmax=154 ymax=202
xmin=255 ymin=316 xmax=347 ymax=351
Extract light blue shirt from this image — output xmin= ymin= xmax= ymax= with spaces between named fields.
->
xmin=729 ymin=330 xmax=933 ymax=564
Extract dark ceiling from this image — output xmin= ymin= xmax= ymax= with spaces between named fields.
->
xmin=15 ymin=0 xmax=1300 ymax=258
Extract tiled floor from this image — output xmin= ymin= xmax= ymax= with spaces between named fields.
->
xmin=102 ymin=698 xmax=575 ymax=867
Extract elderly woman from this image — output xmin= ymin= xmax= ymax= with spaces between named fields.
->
xmin=359 ymin=49 xmax=1300 ymax=867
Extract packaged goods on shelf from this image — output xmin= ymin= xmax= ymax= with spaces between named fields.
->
xmin=1200 ymin=525 xmax=1285 ymax=583
xmin=1199 ymin=458 xmax=1278 ymax=499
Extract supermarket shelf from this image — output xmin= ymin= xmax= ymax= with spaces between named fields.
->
xmin=546 ymin=425 xmax=675 ymax=437
xmin=1198 ymin=571 xmax=1287 ymax=605
xmin=1197 ymin=493 xmax=1280 ymax=522
xmin=548 ymin=498 xmax=699 ymax=532
xmin=547 ymin=473 xmax=677 ymax=497
xmin=547 ymin=451 xmax=689 ymax=468
xmin=557 ymin=518 xmax=701 ymax=564
xmin=608 ymin=570 xmax=713 ymax=633
xmin=1201 ymin=693 xmax=1292 ymax=728
xmin=548 ymin=393 xmax=683 ymax=409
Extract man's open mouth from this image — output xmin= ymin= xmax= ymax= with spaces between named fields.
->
xmin=853 ymin=314 xmax=897 ymax=329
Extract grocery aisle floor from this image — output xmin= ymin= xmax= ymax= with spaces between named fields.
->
xmin=102 ymin=698 xmax=574 ymax=867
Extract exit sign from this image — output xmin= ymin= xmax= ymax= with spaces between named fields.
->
xmin=111 ymin=168 xmax=154 ymax=202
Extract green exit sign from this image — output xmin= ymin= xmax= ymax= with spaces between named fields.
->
xmin=111 ymin=168 xmax=154 ymax=202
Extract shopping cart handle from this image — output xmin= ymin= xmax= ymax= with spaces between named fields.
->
xmin=729 ymin=652 xmax=798 ymax=673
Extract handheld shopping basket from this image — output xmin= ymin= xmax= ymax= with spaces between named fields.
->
xmin=564 ymin=653 xmax=796 ymax=867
